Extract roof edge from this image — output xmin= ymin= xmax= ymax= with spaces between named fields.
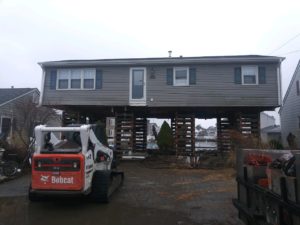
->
xmin=38 ymin=55 xmax=285 ymax=67
xmin=279 ymin=60 xmax=300 ymax=114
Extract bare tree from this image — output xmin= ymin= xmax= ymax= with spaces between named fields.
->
xmin=12 ymin=96 xmax=59 ymax=149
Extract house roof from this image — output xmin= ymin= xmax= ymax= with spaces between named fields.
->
xmin=261 ymin=125 xmax=281 ymax=133
xmin=39 ymin=55 xmax=284 ymax=67
xmin=0 ymin=88 xmax=38 ymax=107
xmin=279 ymin=60 xmax=300 ymax=114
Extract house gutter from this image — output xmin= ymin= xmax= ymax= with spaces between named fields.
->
xmin=278 ymin=58 xmax=283 ymax=106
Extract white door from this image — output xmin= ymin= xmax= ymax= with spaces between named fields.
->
xmin=129 ymin=68 xmax=146 ymax=106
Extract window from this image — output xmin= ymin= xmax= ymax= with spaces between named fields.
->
xmin=174 ymin=67 xmax=189 ymax=86
xmin=70 ymin=69 xmax=81 ymax=89
xmin=242 ymin=66 xmax=258 ymax=85
xmin=58 ymin=69 xmax=69 ymax=89
xmin=0 ymin=117 xmax=11 ymax=138
xmin=57 ymin=69 xmax=96 ymax=90
xmin=83 ymin=69 xmax=95 ymax=89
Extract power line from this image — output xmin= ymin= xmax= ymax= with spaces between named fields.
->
xmin=269 ymin=32 xmax=300 ymax=54
xmin=280 ymin=49 xmax=300 ymax=56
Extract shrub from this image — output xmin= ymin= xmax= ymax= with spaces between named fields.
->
xmin=157 ymin=121 xmax=174 ymax=153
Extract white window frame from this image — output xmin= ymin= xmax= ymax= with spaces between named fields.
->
xmin=241 ymin=66 xmax=258 ymax=85
xmin=56 ymin=68 xmax=96 ymax=90
xmin=57 ymin=69 xmax=70 ymax=90
xmin=173 ymin=67 xmax=189 ymax=86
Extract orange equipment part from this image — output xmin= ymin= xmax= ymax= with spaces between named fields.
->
xmin=257 ymin=178 xmax=269 ymax=188
xmin=31 ymin=154 xmax=84 ymax=191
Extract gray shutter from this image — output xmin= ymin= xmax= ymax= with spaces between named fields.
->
xmin=189 ymin=68 xmax=196 ymax=85
xmin=258 ymin=67 xmax=266 ymax=84
xmin=234 ymin=67 xmax=241 ymax=84
xmin=166 ymin=68 xmax=173 ymax=85
xmin=96 ymin=70 xmax=102 ymax=89
xmin=50 ymin=70 xmax=57 ymax=90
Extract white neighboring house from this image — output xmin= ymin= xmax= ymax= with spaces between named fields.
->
xmin=260 ymin=112 xmax=281 ymax=143
xmin=280 ymin=61 xmax=300 ymax=148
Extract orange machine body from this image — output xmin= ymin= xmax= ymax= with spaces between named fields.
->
xmin=31 ymin=154 xmax=85 ymax=191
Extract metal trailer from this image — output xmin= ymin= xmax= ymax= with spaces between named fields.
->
xmin=233 ymin=149 xmax=300 ymax=225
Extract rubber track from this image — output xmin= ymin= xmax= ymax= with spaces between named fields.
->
xmin=90 ymin=171 xmax=111 ymax=203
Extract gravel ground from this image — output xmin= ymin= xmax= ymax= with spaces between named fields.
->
xmin=0 ymin=159 xmax=243 ymax=225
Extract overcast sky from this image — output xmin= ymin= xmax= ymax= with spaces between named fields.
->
xmin=1 ymin=0 xmax=300 ymax=126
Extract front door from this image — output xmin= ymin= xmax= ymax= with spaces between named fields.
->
xmin=130 ymin=68 xmax=146 ymax=106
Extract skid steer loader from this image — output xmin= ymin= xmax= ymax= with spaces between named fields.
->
xmin=28 ymin=124 xmax=124 ymax=203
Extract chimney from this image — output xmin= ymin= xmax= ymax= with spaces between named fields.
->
xmin=168 ymin=50 xmax=172 ymax=58
xmin=11 ymin=86 xmax=14 ymax=89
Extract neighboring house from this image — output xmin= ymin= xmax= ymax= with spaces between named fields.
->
xmin=196 ymin=124 xmax=206 ymax=137
xmin=280 ymin=61 xmax=300 ymax=148
xmin=260 ymin=112 xmax=276 ymax=129
xmin=0 ymin=88 xmax=39 ymax=140
xmin=260 ymin=112 xmax=281 ymax=143
xmin=261 ymin=125 xmax=281 ymax=143
xmin=206 ymin=126 xmax=217 ymax=138
xmin=38 ymin=55 xmax=284 ymax=152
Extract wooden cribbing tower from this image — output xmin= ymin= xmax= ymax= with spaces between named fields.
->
xmin=172 ymin=113 xmax=195 ymax=156
xmin=133 ymin=117 xmax=147 ymax=151
xmin=115 ymin=113 xmax=134 ymax=153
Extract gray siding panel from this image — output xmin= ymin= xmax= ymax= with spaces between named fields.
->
xmin=43 ymin=67 xmax=130 ymax=106
xmin=280 ymin=65 xmax=300 ymax=147
xmin=42 ymin=63 xmax=279 ymax=107
xmin=147 ymin=64 xmax=278 ymax=107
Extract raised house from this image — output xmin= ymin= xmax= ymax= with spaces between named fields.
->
xmin=39 ymin=55 xmax=284 ymax=154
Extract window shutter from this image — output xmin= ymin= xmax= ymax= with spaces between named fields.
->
xmin=50 ymin=70 xmax=57 ymax=90
xmin=96 ymin=70 xmax=102 ymax=89
xmin=258 ymin=67 xmax=266 ymax=84
xmin=234 ymin=67 xmax=241 ymax=84
xmin=296 ymin=80 xmax=300 ymax=96
xmin=189 ymin=68 xmax=196 ymax=85
xmin=166 ymin=68 xmax=173 ymax=85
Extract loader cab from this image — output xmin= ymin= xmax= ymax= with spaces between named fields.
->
xmin=34 ymin=125 xmax=91 ymax=155
xmin=41 ymin=130 xmax=82 ymax=154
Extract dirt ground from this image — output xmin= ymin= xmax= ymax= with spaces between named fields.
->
xmin=0 ymin=159 xmax=243 ymax=225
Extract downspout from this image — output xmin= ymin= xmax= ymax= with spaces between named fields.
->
xmin=277 ymin=59 xmax=283 ymax=106
xmin=38 ymin=66 xmax=45 ymax=107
